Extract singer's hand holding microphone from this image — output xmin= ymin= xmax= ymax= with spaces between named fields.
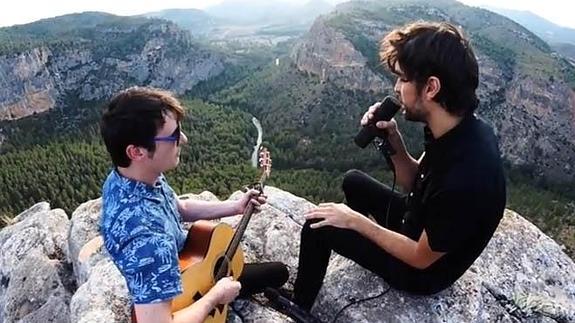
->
xmin=355 ymin=96 xmax=402 ymax=151
xmin=360 ymin=102 xmax=398 ymax=136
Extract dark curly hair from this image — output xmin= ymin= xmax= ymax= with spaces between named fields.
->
xmin=380 ymin=21 xmax=479 ymax=116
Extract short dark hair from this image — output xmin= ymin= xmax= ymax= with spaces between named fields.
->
xmin=380 ymin=21 xmax=479 ymax=115
xmin=100 ymin=87 xmax=185 ymax=167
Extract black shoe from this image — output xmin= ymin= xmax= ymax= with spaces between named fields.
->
xmin=264 ymin=288 xmax=321 ymax=323
xmin=276 ymin=287 xmax=294 ymax=301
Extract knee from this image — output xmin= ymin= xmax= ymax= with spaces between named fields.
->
xmin=277 ymin=263 xmax=289 ymax=285
xmin=301 ymin=219 xmax=332 ymax=240
xmin=268 ymin=262 xmax=289 ymax=286
xmin=301 ymin=219 xmax=319 ymax=237
xmin=342 ymin=169 xmax=366 ymax=194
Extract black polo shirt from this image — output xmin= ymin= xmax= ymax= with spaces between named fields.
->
xmin=398 ymin=113 xmax=506 ymax=294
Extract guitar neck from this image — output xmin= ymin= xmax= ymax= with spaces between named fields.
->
xmin=216 ymin=173 xmax=267 ymax=280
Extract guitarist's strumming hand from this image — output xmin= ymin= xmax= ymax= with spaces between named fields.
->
xmin=210 ymin=277 xmax=241 ymax=305
xmin=304 ymin=203 xmax=365 ymax=230
xmin=235 ymin=189 xmax=267 ymax=215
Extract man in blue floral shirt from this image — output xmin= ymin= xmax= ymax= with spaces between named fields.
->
xmin=100 ymin=87 xmax=288 ymax=322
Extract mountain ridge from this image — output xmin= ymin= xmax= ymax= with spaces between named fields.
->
xmin=0 ymin=13 xmax=224 ymax=120
xmin=482 ymin=5 xmax=575 ymax=45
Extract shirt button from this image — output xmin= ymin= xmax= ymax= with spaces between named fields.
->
xmin=402 ymin=219 xmax=406 ymax=224
xmin=420 ymin=174 xmax=424 ymax=179
xmin=409 ymin=192 xmax=414 ymax=197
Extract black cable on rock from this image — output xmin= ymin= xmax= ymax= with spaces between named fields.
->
xmin=331 ymin=285 xmax=392 ymax=323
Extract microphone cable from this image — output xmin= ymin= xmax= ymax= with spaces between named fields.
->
xmin=373 ymin=138 xmax=397 ymax=228
xmin=331 ymin=285 xmax=392 ymax=323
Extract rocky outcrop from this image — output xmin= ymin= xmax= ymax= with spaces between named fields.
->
xmin=0 ymin=21 xmax=224 ymax=120
xmin=291 ymin=17 xmax=388 ymax=93
xmin=1 ymin=187 xmax=574 ymax=322
xmin=0 ymin=47 xmax=57 ymax=120
xmin=0 ymin=202 xmax=74 ymax=323
xmin=498 ymin=77 xmax=575 ymax=182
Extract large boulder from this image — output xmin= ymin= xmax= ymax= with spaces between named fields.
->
xmin=0 ymin=202 xmax=73 ymax=322
xmin=313 ymin=209 xmax=575 ymax=322
xmin=229 ymin=187 xmax=575 ymax=322
xmin=67 ymin=199 xmax=132 ymax=322
xmin=1 ymin=187 xmax=574 ymax=322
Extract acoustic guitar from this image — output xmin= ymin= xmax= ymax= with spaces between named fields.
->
xmin=171 ymin=147 xmax=272 ymax=322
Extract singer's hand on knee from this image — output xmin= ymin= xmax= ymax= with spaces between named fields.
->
xmin=361 ymin=102 xmax=382 ymax=126
xmin=305 ymin=203 xmax=363 ymax=230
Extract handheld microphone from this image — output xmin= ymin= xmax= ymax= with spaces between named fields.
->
xmin=264 ymin=288 xmax=320 ymax=323
xmin=354 ymin=96 xmax=401 ymax=149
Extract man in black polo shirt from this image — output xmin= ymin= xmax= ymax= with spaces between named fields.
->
xmin=292 ymin=21 xmax=506 ymax=311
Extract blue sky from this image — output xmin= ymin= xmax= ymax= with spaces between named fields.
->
xmin=0 ymin=0 xmax=573 ymax=29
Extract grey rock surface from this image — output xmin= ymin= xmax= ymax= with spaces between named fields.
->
xmin=0 ymin=203 xmax=72 ymax=323
xmin=1 ymin=187 xmax=574 ymax=322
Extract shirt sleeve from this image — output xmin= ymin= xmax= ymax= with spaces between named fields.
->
xmin=116 ymin=227 xmax=183 ymax=304
xmin=424 ymin=190 xmax=483 ymax=253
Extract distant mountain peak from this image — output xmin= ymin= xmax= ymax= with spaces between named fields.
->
xmin=482 ymin=5 xmax=575 ymax=45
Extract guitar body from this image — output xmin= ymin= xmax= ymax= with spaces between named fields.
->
xmin=171 ymin=220 xmax=244 ymax=322
xmin=132 ymin=147 xmax=271 ymax=323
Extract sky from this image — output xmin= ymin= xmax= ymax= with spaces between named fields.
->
xmin=458 ymin=0 xmax=575 ymax=29
xmin=0 ymin=0 xmax=574 ymax=29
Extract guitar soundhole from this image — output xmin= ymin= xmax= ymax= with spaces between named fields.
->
xmin=214 ymin=256 xmax=230 ymax=281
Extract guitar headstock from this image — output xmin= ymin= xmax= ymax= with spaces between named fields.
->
xmin=258 ymin=146 xmax=272 ymax=180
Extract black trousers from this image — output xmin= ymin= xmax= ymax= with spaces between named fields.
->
xmin=293 ymin=169 xmax=419 ymax=311
xmin=237 ymin=262 xmax=289 ymax=298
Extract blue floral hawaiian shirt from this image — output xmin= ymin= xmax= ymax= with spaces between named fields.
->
xmin=100 ymin=169 xmax=187 ymax=304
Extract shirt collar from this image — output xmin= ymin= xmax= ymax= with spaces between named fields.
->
xmin=111 ymin=169 xmax=163 ymax=198
xmin=424 ymin=113 xmax=476 ymax=158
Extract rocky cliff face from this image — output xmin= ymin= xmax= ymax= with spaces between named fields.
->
xmin=0 ymin=21 xmax=224 ymax=120
xmin=291 ymin=17 xmax=387 ymax=92
xmin=1 ymin=188 xmax=574 ymax=322
xmin=499 ymin=77 xmax=575 ymax=180
xmin=291 ymin=0 xmax=575 ymax=184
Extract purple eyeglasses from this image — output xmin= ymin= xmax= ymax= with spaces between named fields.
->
xmin=153 ymin=123 xmax=181 ymax=145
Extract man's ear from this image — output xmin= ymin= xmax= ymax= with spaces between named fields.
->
xmin=125 ymin=145 xmax=148 ymax=162
xmin=424 ymin=76 xmax=441 ymax=101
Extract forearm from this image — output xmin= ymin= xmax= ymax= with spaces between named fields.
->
xmin=172 ymin=292 xmax=219 ymax=323
xmin=179 ymin=199 xmax=240 ymax=222
xmin=387 ymin=131 xmax=419 ymax=192
xmin=352 ymin=216 xmax=423 ymax=269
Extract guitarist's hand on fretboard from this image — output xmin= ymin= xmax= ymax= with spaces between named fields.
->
xmin=236 ymin=189 xmax=267 ymax=215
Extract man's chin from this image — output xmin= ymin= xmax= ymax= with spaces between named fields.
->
xmin=403 ymin=109 xmax=415 ymax=121
xmin=403 ymin=109 xmax=425 ymax=123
